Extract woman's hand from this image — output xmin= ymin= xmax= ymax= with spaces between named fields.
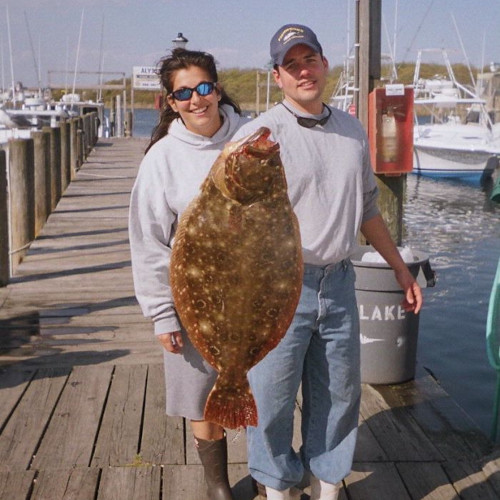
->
xmin=157 ymin=331 xmax=184 ymax=354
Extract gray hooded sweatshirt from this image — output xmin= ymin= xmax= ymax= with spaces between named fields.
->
xmin=129 ymin=104 xmax=248 ymax=335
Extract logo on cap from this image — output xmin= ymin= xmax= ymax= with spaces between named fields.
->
xmin=279 ymin=27 xmax=306 ymax=45
xmin=270 ymin=24 xmax=322 ymax=66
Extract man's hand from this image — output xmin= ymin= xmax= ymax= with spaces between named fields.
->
xmin=395 ymin=268 xmax=423 ymax=314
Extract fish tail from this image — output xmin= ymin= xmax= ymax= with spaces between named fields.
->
xmin=204 ymin=384 xmax=258 ymax=429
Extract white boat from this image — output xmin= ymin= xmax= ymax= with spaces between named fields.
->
xmin=56 ymin=93 xmax=110 ymax=138
xmin=0 ymin=90 xmax=110 ymax=145
xmin=329 ymin=55 xmax=357 ymax=114
xmin=412 ymin=49 xmax=500 ymax=183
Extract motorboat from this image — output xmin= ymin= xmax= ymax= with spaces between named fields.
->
xmin=56 ymin=93 xmax=110 ymax=138
xmin=0 ymin=89 xmax=110 ymax=145
xmin=412 ymin=49 xmax=500 ymax=183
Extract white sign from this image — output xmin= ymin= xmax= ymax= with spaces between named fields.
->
xmin=133 ymin=66 xmax=161 ymax=90
xmin=385 ymin=84 xmax=405 ymax=96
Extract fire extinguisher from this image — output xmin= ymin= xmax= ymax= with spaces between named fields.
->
xmin=381 ymin=107 xmax=397 ymax=163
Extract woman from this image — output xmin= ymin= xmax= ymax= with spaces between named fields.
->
xmin=129 ymin=48 xmax=248 ymax=500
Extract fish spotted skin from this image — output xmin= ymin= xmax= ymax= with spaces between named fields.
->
xmin=171 ymin=127 xmax=303 ymax=429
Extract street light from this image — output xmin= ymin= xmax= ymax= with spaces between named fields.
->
xmin=172 ymin=33 xmax=188 ymax=49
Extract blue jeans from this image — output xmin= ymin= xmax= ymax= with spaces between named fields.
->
xmin=247 ymin=260 xmax=361 ymax=490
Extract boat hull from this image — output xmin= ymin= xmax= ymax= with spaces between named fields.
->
xmin=413 ymin=143 xmax=495 ymax=182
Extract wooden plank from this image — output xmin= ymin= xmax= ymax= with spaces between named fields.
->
xmin=482 ymin=452 xmax=500 ymax=497
xmin=354 ymin=412 xmax=387 ymax=462
xmin=0 ymin=367 xmax=36 ymax=429
xmin=360 ymin=384 xmax=443 ymax=461
xmin=31 ymin=468 xmax=100 ymax=500
xmin=0 ymin=367 xmax=70 ymax=471
xmin=397 ymin=462 xmax=460 ymax=499
xmin=140 ymin=363 xmax=185 ymax=465
xmin=0 ymin=470 xmax=36 ymax=499
xmin=0 ymin=288 xmax=9 ymax=308
xmin=345 ymin=462 xmax=411 ymax=499
xmin=92 ymin=364 xmax=147 ymax=467
xmin=226 ymin=427 xmax=249 ymax=464
xmin=0 ymin=342 xmax=161 ymax=368
xmin=97 ymin=466 xmax=161 ymax=500
xmin=163 ymin=464 xmax=206 ymax=499
xmin=377 ymin=375 xmax=492 ymax=461
xmin=31 ymin=364 xmax=113 ymax=469
xmin=442 ymin=461 xmax=500 ymax=500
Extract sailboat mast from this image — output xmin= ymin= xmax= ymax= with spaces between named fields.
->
xmin=6 ymin=5 xmax=16 ymax=105
xmin=97 ymin=14 xmax=105 ymax=102
xmin=71 ymin=9 xmax=85 ymax=104
xmin=24 ymin=11 xmax=42 ymax=92
xmin=1 ymin=35 xmax=5 ymax=94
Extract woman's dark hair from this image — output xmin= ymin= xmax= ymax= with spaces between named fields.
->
xmin=145 ymin=48 xmax=241 ymax=153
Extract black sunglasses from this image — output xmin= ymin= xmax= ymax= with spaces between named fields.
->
xmin=169 ymin=81 xmax=216 ymax=101
xmin=280 ymin=102 xmax=332 ymax=128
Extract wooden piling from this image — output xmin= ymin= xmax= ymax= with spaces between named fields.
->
xmin=32 ymin=130 xmax=51 ymax=237
xmin=77 ymin=129 xmax=84 ymax=167
xmin=9 ymin=138 xmax=35 ymax=271
xmin=43 ymin=125 xmax=62 ymax=210
xmin=375 ymin=175 xmax=405 ymax=245
xmin=356 ymin=0 xmax=405 ymax=244
xmin=125 ymin=111 xmax=133 ymax=137
xmin=0 ymin=149 xmax=8 ymax=286
xmin=82 ymin=114 xmax=90 ymax=157
xmin=60 ymin=120 xmax=71 ymax=192
xmin=70 ymin=118 xmax=79 ymax=178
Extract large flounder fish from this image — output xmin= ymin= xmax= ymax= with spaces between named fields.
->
xmin=170 ymin=127 xmax=303 ymax=429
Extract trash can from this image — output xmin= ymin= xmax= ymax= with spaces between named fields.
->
xmin=351 ymin=245 xmax=436 ymax=384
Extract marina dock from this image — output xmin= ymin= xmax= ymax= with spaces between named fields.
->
xmin=1 ymin=137 xmax=500 ymax=499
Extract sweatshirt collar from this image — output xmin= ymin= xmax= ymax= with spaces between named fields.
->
xmin=169 ymin=104 xmax=240 ymax=148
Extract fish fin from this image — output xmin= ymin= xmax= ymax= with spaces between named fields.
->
xmin=204 ymin=385 xmax=258 ymax=430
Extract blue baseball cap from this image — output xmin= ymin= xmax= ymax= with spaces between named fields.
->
xmin=270 ymin=24 xmax=323 ymax=66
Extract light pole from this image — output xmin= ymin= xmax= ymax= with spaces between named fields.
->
xmin=172 ymin=33 xmax=189 ymax=49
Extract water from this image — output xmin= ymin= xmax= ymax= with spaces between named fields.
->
xmin=405 ymin=174 xmax=500 ymax=437
xmin=130 ymin=108 xmax=500 ymax=438
xmin=133 ymin=108 xmax=159 ymax=139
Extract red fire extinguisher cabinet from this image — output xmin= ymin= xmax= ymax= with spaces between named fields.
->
xmin=368 ymin=86 xmax=414 ymax=175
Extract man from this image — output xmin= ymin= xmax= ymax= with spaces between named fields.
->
xmin=234 ymin=24 xmax=422 ymax=500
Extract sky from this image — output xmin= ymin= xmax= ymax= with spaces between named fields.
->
xmin=1 ymin=0 xmax=499 ymax=90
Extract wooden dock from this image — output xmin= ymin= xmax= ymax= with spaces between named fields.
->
xmin=1 ymin=137 xmax=500 ymax=500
